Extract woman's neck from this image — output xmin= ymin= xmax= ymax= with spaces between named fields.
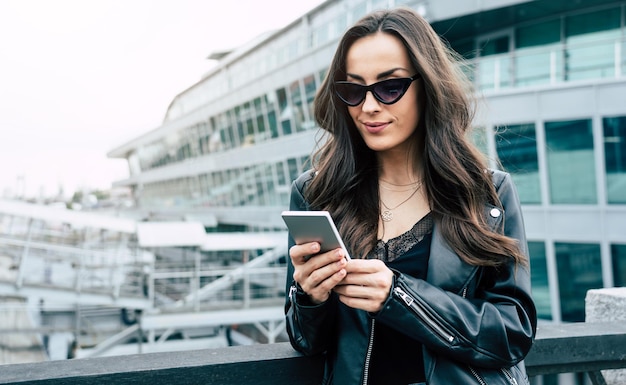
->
xmin=377 ymin=150 xmax=423 ymax=185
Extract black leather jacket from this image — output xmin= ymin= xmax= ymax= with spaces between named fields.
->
xmin=285 ymin=169 xmax=537 ymax=385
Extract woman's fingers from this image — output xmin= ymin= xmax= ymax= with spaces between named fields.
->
xmin=334 ymin=259 xmax=394 ymax=312
xmin=289 ymin=242 xmax=320 ymax=264
xmin=290 ymin=244 xmax=348 ymax=304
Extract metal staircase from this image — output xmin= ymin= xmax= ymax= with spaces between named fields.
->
xmin=0 ymin=199 xmax=289 ymax=361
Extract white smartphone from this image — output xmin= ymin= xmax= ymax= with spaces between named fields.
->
xmin=281 ymin=210 xmax=351 ymax=260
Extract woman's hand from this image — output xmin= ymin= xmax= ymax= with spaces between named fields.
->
xmin=290 ymin=242 xmax=348 ymax=304
xmin=333 ymin=259 xmax=394 ymax=313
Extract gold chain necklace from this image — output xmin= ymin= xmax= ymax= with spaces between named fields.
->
xmin=380 ymin=181 xmax=423 ymax=222
xmin=379 ymin=179 xmax=421 ymax=190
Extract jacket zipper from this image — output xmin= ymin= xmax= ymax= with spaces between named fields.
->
xmin=468 ymin=365 xmax=518 ymax=385
xmin=468 ymin=366 xmax=487 ymax=385
xmin=393 ymin=286 xmax=455 ymax=344
xmin=362 ymin=319 xmax=375 ymax=385
xmin=501 ymin=367 xmax=518 ymax=385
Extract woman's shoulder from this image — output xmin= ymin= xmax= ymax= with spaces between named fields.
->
xmin=292 ymin=169 xmax=318 ymax=191
xmin=486 ymin=168 xmax=511 ymax=190
xmin=290 ymin=169 xmax=317 ymax=211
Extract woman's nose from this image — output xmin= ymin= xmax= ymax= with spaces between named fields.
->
xmin=361 ymin=91 xmax=381 ymax=113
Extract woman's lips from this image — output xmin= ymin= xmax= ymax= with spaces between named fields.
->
xmin=363 ymin=122 xmax=389 ymax=134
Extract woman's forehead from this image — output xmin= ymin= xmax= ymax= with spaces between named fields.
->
xmin=345 ymin=33 xmax=412 ymax=78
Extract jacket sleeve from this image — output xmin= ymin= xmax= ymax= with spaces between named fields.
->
xmin=373 ymin=171 xmax=537 ymax=368
xmin=284 ymin=172 xmax=337 ymax=356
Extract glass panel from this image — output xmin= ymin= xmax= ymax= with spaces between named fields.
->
xmin=289 ymin=80 xmax=306 ymax=132
xmin=565 ymin=8 xmax=621 ymax=38
xmin=481 ymin=36 xmax=509 ymax=56
xmin=555 ymin=242 xmax=603 ymax=322
xmin=300 ymin=155 xmax=311 ymax=173
xmin=218 ymin=110 xmax=235 ymax=150
xmin=565 ymin=8 xmax=622 ymax=81
xmin=276 ymin=161 xmax=287 ymax=186
xmin=516 ymin=19 xmax=561 ymax=49
xmin=478 ymin=36 xmax=511 ymax=90
xmin=477 ymin=56 xmax=511 ymax=90
xmin=612 ymin=244 xmax=626 ymax=287
xmin=287 ymin=158 xmax=299 ymax=182
xmin=529 ymin=242 xmax=551 ymax=320
xmin=495 ymin=123 xmax=541 ymax=204
xmin=515 ymin=45 xmax=563 ymax=86
xmin=603 ymin=116 xmax=626 ymax=204
xmin=277 ymin=87 xmax=292 ymax=135
xmin=303 ymin=74 xmax=317 ymax=130
xmin=545 ymin=119 xmax=597 ymax=204
xmin=268 ymin=110 xmax=279 ymax=139
xmin=264 ymin=93 xmax=279 ymax=139
xmin=254 ymin=96 xmax=268 ymax=143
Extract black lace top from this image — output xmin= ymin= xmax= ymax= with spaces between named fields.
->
xmin=371 ymin=212 xmax=434 ymax=263
xmin=368 ymin=212 xmax=433 ymax=385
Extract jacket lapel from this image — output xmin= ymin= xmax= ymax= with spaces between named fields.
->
xmin=426 ymin=204 xmax=503 ymax=294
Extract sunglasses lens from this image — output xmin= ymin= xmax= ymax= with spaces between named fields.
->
xmin=335 ymin=83 xmax=365 ymax=106
xmin=374 ymin=78 xmax=410 ymax=104
xmin=335 ymin=77 xmax=416 ymax=106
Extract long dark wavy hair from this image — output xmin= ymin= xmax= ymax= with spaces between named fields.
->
xmin=305 ymin=7 xmax=526 ymax=267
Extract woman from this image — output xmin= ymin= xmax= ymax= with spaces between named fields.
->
xmin=284 ymin=7 xmax=536 ymax=385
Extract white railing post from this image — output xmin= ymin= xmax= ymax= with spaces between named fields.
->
xmin=615 ymin=40 xmax=622 ymax=78
xmin=550 ymin=50 xmax=557 ymax=84
xmin=494 ymin=59 xmax=501 ymax=90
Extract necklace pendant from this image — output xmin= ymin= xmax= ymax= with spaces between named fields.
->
xmin=381 ymin=210 xmax=393 ymax=222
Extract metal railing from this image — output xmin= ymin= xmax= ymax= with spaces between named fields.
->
xmin=1 ymin=321 xmax=625 ymax=385
xmin=0 ymin=236 xmax=151 ymax=307
xmin=469 ymin=35 xmax=626 ymax=92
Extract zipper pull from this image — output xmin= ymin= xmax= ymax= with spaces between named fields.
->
xmin=393 ymin=287 xmax=414 ymax=306
xmin=289 ymin=285 xmax=297 ymax=304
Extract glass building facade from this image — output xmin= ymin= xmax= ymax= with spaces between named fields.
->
xmin=109 ymin=0 xmax=626 ymax=334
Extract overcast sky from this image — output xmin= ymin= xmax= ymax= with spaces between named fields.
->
xmin=0 ymin=0 xmax=325 ymax=199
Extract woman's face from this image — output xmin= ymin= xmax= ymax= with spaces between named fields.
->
xmin=343 ymin=32 xmax=421 ymax=155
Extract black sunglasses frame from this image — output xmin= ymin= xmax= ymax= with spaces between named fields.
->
xmin=334 ymin=74 xmax=421 ymax=107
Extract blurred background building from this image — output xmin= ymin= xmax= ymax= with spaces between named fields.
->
xmin=108 ymin=0 xmax=626 ymax=323
xmin=2 ymin=0 xmax=625 ymax=384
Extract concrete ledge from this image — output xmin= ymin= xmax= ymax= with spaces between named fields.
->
xmin=1 ymin=322 xmax=626 ymax=384
xmin=586 ymin=287 xmax=626 ymax=385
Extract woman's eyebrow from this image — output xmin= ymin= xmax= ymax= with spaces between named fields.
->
xmin=346 ymin=68 xmax=407 ymax=81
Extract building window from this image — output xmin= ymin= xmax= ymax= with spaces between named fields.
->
xmin=277 ymin=87 xmax=293 ymax=135
xmin=529 ymin=241 xmax=551 ymax=320
xmin=477 ymin=34 xmax=511 ymax=90
xmin=287 ymin=158 xmax=299 ymax=183
xmin=265 ymin=93 xmax=280 ymax=139
xmin=495 ymin=123 xmax=541 ymax=204
xmin=603 ymin=116 xmax=626 ymax=204
xmin=555 ymin=242 xmax=603 ymax=322
xmin=545 ymin=119 xmax=597 ymax=204
xmin=303 ymin=74 xmax=317 ymax=130
xmin=289 ymin=80 xmax=306 ymax=132
xmin=515 ymin=18 xmax=562 ymax=86
xmin=612 ymin=244 xmax=626 ymax=287
xmin=565 ymin=7 xmax=622 ymax=81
